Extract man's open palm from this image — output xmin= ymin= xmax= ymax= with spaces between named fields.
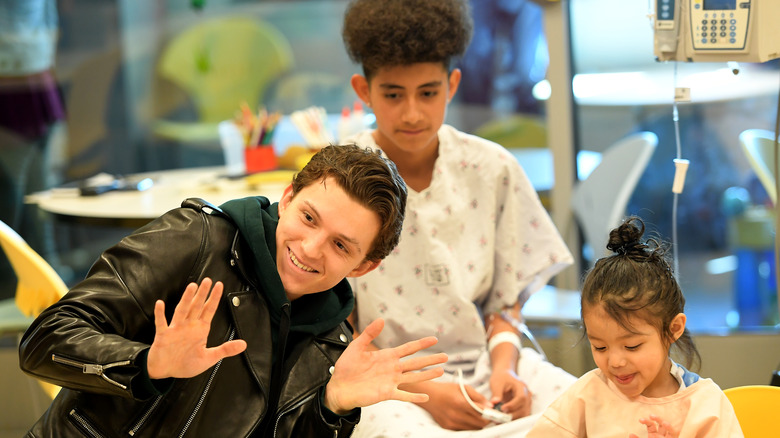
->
xmin=324 ymin=318 xmax=448 ymax=414
xmin=147 ymin=278 xmax=247 ymax=379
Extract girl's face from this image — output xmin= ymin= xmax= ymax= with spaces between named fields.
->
xmin=350 ymin=63 xmax=460 ymax=159
xmin=583 ymin=303 xmax=686 ymax=399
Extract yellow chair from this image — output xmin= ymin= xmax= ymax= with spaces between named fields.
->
xmin=152 ymin=16 xmax=294 ymax=145
xmin=739 ymin=128 xmax=777 ymax=205
xmin=0 ymin=219 xmax=67 ymax=400
xmin=723 ymin=384 xmax=780 ymax=437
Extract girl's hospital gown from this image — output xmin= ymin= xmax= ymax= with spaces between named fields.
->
xmin=527 ymin=362 xmax=744 ymax=437
xmin=347 ymin=125 xmax=578 ymax=437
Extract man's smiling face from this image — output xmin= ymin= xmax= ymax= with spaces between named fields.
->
xmin=275 ymin=177 xmax=379 ymax=301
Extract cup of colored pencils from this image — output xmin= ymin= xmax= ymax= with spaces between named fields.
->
xmin=234 ymin=103 xmax=280 ymax=173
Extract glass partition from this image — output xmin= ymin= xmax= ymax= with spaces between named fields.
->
xmin=569 ymin=0 xmax=779 ymax=333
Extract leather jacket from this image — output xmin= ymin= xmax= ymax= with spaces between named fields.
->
xmin=19 ymin=198 xmax=358 ymax=437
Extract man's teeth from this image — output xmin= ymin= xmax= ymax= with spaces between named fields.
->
xmin=290 ymin=252 xmax=315 ymax=272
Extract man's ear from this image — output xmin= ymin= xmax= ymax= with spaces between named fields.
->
xmin=278 ymin=184 xmax=294 ymax=215
xmin=348 ymin=259 xmax=379 ymax=278
xmin=351 ymin=74 xmax=370 ymax=106
xmin=669 ymin=313 xmax=687 ymax=342
xmin=447 ymin=68 xmax=462 ymax=102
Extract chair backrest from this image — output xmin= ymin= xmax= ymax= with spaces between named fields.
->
xmin=739 ymin=128 xmax=777 ymax=205
xmin=0 ymin=220 xmax=67 ymax=317
xmin=157 ymin=16 xmax=294 ymax=124
xmin=571 ymin=131 xmax=658 ymax=264
xmin=723 ymin=384 xmax=780 ymax=437
xmin=0 ymin=220 xmax=67 ymax=400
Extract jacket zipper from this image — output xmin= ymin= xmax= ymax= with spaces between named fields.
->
xmin=176 ymin=327 xmax=236 ymax=438
xmin=128 ymin=394 xmax=162 ymax=436
xmin=272 ymin=393 xmax=314 ymax=437
xmin=269 ymin=303 xmax=291 ymax=437
xmin=52 ymin=354 xmax=130 ymax=390
xmin=69 ymin=408 xmax=105 ymax=438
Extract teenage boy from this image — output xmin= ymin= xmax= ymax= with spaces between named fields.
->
xmin=342 ymin=0 xmax=577 ymax=435
xmin=19 ymin=145 xmax=447 ymax=437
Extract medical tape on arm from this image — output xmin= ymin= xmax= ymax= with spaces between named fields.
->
xmin=487 ymin=331 xmax=522 ymax=354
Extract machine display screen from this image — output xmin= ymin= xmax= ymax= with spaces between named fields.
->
xmin=703 ymin=0 xmax=737 ymax=10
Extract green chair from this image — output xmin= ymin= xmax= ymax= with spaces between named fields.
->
xmin=152 ymin=16 xmax=293 ymax=145
xmin=474 ymin=114 xmax=550 ymax=207
xmin=473 ymin=114 xmax=547 ymax=150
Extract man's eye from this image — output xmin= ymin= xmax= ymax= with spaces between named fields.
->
xmin=304 ymin=212 xmax=314 ymax=222
xmin=335 ymin=241 xmax=348 ymax=252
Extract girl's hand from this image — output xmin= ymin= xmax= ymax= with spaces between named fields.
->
xmin=628 ymin=415 xmax=679 ymax=438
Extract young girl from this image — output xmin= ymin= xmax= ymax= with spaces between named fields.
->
xmin=527 ymin=217 xmax=743 ymax=437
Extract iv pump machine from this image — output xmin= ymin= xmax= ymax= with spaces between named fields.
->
xmin=654 ymin=0 xmax=780 ymax=63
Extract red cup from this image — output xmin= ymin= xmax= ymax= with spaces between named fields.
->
xmin=244 ymin=146 xmax=278 ymax=173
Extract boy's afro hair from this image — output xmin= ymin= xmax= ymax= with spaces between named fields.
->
xmin=342 ymin=0 xmax=473 ymax=77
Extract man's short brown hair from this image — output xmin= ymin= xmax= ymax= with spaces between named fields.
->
xmin=292 ymin=144 xmax=407 ymax=262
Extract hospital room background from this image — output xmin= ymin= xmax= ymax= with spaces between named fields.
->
xmin=1 ymin=0 xmax=778 ymax=434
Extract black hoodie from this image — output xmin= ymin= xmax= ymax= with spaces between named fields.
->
xmin=219 ymin=196 xmax=355 ymax=339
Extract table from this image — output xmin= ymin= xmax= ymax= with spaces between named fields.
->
xmin=29 ymin=144 xmax=595 ymax=228
xmin=26 ymin=167 xmax=289 ymax=228
xmin=521 ymin=285 xmax=580 ymax=324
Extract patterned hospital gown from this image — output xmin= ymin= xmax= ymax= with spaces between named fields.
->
xmin=346 ymin=125 xmax=577 ymax=437
xmin=527 ymin=362 xmax=744 ymax=437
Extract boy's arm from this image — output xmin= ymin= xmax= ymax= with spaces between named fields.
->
xmin=485 ymin=306 xmax=532 ymax=420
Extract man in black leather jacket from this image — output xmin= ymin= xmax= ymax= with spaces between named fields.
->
xmin=19 ymin=145 xmax=448 ymax=437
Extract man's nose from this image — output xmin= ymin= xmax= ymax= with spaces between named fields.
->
xmin=301 ymin=231 xmax=326 ymax=257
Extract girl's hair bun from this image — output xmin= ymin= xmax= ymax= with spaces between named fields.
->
xmin=606 ymin=217 xmax=648 ymax=258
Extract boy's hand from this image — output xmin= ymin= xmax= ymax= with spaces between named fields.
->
xmin=416 ymin=381 xmax=491 ymax=430
xmin=323 ymin=318 xmax=447 ymax=415
xmin=628 ymin=415 xmax=679 ymax=438
xmin=489 ymin=368 xmax=532 ymax=420
xmin=147 ymin=278 xmax=247 ymax=379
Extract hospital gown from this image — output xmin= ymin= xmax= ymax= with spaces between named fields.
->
xmin=346 ymin=125 xmax=577 ymax=437
xmin=527 ymin=362 xmax=744 ymax=437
